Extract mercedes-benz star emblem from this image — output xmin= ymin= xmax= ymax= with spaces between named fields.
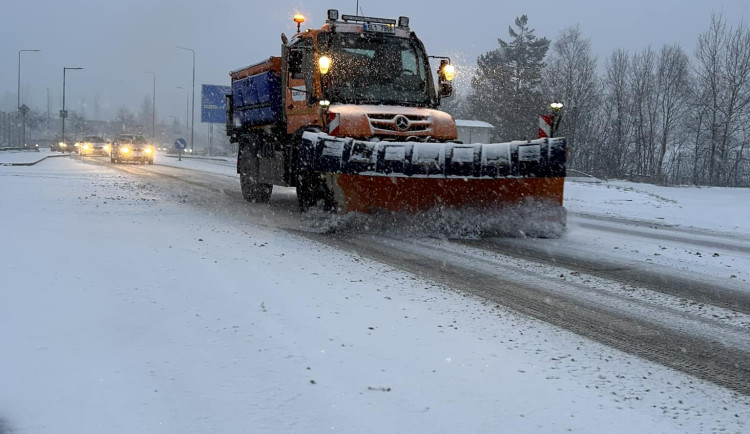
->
xmin=394 ymin=115 xmax=410 ymax=131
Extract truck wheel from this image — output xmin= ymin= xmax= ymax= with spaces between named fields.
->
xmin=238 ymin=148 xmax=272 ymax=203
xmin=240 ymin=172 xmax=272 ymax=203
xmin=294 ymin=128 xmax=335 ymax=212
xmin=296 ymin=167 xmax=334 ymax=212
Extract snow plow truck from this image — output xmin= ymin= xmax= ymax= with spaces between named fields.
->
xmin=226 ymin=9 xmax=566 ymax=217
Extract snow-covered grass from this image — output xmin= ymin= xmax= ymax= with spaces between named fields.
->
xmin=0 ymin=148 xmax=62 ymax=165
xmin=563 ymin=178 xmax=750 ymax=289
xmin=0 ymin=153 xmax=748 ymax=433
xmin=565 ymin=179 xmax=750 ymax=236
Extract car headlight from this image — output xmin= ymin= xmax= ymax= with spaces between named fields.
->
xmin=145 ymin=148 xmax=153 ymax=154
xmin=120 ymin=147 xmax=129 ymax=154
xmin=104 ymin=145 xmax=111 ymax=152
xmin=60 ymin=143 xmax=67 ymax=148
xmin=82 ymin=144 xmax=90 ymax=150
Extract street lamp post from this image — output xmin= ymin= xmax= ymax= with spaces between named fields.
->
xmin=61 ymin=67 xmax=83 ymax=151
xmin=18 ymin=49 xmax=40 ymax=109
xmin=175 ymin=46 xmax=195 ymax=151
xmin=46 ymin=87 xmax=50 ymax=126
xmin=549 ymin=102 xmax=564 ymax=138
xmin=18 ymin=49 xmax=40 ymax=146
xmin=176 ymin=86 xmax=189 ymax=139
xmin=144 ymin=71 xmax=156 ymax=139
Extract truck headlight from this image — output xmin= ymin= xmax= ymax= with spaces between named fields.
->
xmin=145 ymin=148 xmax=152 ymax=154
xmin=82 ymin=144 xmax=90 ymax=150
xmin=120 ymin=147 xmax=129 ymax=154
xmin=318 ymin=56 xmax=331 ymax=74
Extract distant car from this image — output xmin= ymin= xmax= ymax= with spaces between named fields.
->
xmin=110 ymin=134 xmax=154 ymax=164
xmin=50 ymin=140 xmax=71 ymax=153
xmin=77 ymin=135 xmax=110 ymax=156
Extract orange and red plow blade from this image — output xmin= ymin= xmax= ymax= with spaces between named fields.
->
xmin=300 ymin=132 xmax=567 ymax=216
xmin=328 ymin=174 xmax=565 ymax=214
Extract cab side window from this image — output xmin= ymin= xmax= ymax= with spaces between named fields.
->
xmin=289 ymin=49 xmax=304 ymax=80
xmin=289 ymin=38 xmax=313 ymax=80
xmin=288 ymin=38 xmax=315 ymax=103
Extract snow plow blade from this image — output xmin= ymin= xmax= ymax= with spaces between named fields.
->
xmin=300 ymin=132 xmax=566 ymax=214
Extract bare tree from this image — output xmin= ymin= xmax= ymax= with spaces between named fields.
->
xmin=694 ymin=15 xmax=728 ymax=184
xmin=629 ymin=47 xmax=659 ymax=178
xmin=654 ymin=45 xmax=691 ymax=182
xmin=138 ymin=95 xmax=154 ymax=130
xmin=543 ymin=25 xmax=600 ymax=173
xmin=115 ymin=106 xmax=135 ymax=133
xmin=601 ymin=49 xmax=632 ymax=178
xmin=693 ymin=15 xmax=750 ymax=185
xmin=721 ymin=20 xmax=750 ymax=185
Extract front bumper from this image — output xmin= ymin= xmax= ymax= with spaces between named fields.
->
xmin=80 ymin=147 xmax=110 ymax=156
xmin=115 ymin=151 xmax=153 ymax=162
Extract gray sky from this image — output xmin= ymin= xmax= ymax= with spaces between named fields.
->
xmin=1 ymin=0 xmax=747 ymax=123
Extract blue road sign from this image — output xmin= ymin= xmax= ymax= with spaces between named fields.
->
xmin=201 ymin=84 xmax=231 ymax=124
xmin=174 ymin=138 xmax=187 ymax=149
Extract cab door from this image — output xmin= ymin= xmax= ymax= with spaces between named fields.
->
xmin=285 ymin=37 xmax=319 ymax=133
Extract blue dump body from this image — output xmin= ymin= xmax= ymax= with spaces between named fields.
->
xmin=231 ymin=71 xmax=283 ymax=126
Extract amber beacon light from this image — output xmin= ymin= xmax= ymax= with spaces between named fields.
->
xmin=293 ymin=13 xmax=305 ymax=32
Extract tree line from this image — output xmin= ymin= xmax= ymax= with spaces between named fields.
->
xmin=445 ymin=14 xmax=750 ymax=187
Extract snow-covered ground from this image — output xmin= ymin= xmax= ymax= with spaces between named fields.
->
xmin=1 ymin=152 xmax=748 ymax=433
xmin=565 ymin=178 xmax=750 ymax=236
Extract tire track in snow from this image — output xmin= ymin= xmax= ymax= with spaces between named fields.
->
xmin=304 ymin=233 xmax=750 ymax=396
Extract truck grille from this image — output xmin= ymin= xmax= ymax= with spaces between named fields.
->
xmin=367 ymin=114 xmax=431 ymax=134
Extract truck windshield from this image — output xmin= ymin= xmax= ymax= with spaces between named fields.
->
xmin=318 ymin=32 xmax=432 ymax=106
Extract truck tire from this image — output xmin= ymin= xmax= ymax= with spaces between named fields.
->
xmin=238 ymin=145 xmax=272 ymax=203
xmin=296 ymin=169 xmax=335 ymax=212
xmin=297 ymin=159 xmax=334 ymax=212
xmin=295 ymin=128 xmax=335 ymax=212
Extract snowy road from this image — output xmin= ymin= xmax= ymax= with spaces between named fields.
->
xmin=3 ymin=153 xmax=749 ymax=433
xmin=86 ymin=155 xmax=750 ymax=394
xmin=317 ymin=234 xmax=750 ymax=395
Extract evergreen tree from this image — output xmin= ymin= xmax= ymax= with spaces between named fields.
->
xmin=468 ymin=15 xmax=550 ymax=141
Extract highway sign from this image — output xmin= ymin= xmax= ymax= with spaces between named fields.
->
xmin=201 ymin=84 xmax=231 ymax=124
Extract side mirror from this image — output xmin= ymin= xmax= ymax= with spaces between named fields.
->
xmin=438 ymin=82 xmax=453 ymax=98
xmin=436 ymin=58 xmax=455 ymax=98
